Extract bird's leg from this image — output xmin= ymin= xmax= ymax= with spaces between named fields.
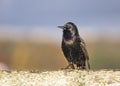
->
xmin=81 ymin=60 xmax=86 ymax=70
xmin=65 ymin=64 xmax=71 ymax=69
xmin=61 ymin=63 xmax=71 ymax=69
xmin=77 ymin=60 xmax=86 ymax=70
xmin=70 ymin=63 xmax=75 ymax=69
xmin=65 ymin=62 xmax=75 ymax=69
xmin=76 ymin=64 xmax=81 ymax=70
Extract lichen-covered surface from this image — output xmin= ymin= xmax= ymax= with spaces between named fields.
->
xmin=0 ymin=70 xmax=120 ymax=86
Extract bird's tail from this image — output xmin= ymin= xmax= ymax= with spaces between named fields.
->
xmin=86 ymin=58 xmax=90 ymax=70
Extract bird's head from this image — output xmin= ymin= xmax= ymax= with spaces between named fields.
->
xmin=58 ymin=22 xmax=79 ymax=39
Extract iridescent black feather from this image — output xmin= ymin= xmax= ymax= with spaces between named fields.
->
xmin=58 ymin=22 xmax=90 ymax=69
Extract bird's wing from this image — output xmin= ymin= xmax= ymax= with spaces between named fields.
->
xmin=79 ymin=36 xmax=89 ymax=60
xmin=79 ymin=36 xmax=90 ymax=69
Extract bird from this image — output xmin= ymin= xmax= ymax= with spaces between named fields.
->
xmin=58 ymin=22 xmax=90 ymax=70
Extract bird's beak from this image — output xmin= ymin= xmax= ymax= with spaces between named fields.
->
xmin=57 ymin=26 xmax=66 ymax=30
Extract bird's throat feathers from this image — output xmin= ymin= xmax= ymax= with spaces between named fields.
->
xmin=63 ymin=36 xmax=76 ymax=45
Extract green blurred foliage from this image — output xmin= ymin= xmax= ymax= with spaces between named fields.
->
xmin=89 ymin=41 xmax=120 ymax=70
xmin=0 ymin=40 xmax=120 ymax=71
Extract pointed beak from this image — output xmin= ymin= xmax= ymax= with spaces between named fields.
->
xmin=57 ymin=26 xmax=66 ymax=30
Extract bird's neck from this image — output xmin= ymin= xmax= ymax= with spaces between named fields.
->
xmin=63 ymin=30 xmax=75 ymax=39
xmin=64 ymin=36 xmax=75 ymax=41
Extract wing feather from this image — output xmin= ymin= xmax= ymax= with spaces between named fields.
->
xmin=79 ymin=36 xmax=90 ymax=69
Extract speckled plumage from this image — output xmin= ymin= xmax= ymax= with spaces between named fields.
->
xmin=58 ymin=22 xmax=90 ymax=69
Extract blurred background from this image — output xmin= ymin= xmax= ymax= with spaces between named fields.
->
xmin=0 ymin=0 xmax=120 ymax=71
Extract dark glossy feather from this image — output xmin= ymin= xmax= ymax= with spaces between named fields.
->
xmin=59 ymin=22 xmax=90 ymax=69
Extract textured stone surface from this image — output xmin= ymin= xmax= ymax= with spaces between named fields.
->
xmin=0 ymin=70 xmax=120 ymax=86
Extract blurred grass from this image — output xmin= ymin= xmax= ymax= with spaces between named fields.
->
xmin=0 ymin=40 xmax=120 ymax=70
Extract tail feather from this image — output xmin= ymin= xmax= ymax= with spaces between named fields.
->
xmin=86 ymin=59 xmax=90 ymax=69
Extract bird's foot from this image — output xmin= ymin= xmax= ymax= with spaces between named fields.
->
xmin=61 ymin=63 xmax=75 ymax=70
xmin=77 ymin=66 xmax=86 ymax=70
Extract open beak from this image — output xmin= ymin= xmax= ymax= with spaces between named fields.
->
xmin=57 ymin=26 xmax=66 ymax=30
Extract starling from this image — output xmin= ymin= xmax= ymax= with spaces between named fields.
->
xmin=58 ymin=22 xmax=90 ymax=70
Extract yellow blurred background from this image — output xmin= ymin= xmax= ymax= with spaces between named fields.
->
xmin=0 ymin=38 xmax=120 ymax=71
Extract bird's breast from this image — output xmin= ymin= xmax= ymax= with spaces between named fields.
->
xmin=64 ymin=39 xmax=74 ymax=45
